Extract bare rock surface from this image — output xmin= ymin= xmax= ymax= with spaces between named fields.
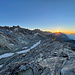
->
xmin=0 ymin=26 xmax=75 ymax=75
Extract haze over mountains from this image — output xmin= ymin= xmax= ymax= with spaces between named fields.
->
xmin=66 ymin=34 xmax=75 ymax=40
xmin=70 ymin=33 xmax=75 ymax=36
xmin=0 ymin=26 xmax=75 ymax=75
xmin=69 ymin=33 xmax=75 ymax=38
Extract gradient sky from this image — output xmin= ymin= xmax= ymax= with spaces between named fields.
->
xmin=0 ymin=0 xmax=75 ymax=34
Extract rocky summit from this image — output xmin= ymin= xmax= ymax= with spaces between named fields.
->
xmin=0 ymin=26 xmax=75 ymax=75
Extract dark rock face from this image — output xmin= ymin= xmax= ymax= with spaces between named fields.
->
xmin=59 ymin=52 xmax=68 ymax=58
xmin=18 ymin=69 xmax=33 ymax=75
xmin=0 ymin=62 xmax=51 ymax=75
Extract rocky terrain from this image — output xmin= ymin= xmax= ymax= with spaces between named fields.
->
xmin=0 ymin=26 xmax=75 ymax=75
xmin=48 ymin=32 xmax=75 ymax=50
xmin=0 ymin=26 xmax=50 ymax=54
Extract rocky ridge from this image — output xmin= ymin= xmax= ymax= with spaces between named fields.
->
xmin=0 ymin=26 xmax=50 ymax=54
xmin=0 ymin=38 xmax=75 ymax=75
xmin=0 ymin=26 xmax=75 ymax=75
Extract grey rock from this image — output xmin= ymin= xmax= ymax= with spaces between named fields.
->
xmin=18 ymin=69 xmax=33 ymax=75
xmin=41 ymin=67 xmax=51 ymax=75
xmin=61 ymin=66 xmax=75 ymax=75
xmin=0 ymin=27 xmax=75 ymax=75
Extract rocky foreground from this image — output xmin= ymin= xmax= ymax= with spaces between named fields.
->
xmin=0 ymin=38 xmax=75 ymax=75
xmin=0 ymin=26 xmax=75 ymax=75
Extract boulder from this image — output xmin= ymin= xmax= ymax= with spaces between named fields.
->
xmin=61 ymin=66 xmax=75 ymax=75
xmin=18 ymin=69 xmax=33 ymax=75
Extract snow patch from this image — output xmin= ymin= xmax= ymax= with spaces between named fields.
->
xmin=0 ymin=53 xmax=14 ymax=59
xmin=10 ymin=31 xmax=13 ymax=33
xmin=0 ymin=65 xmax=3 ymax=68
xmin=34 ymin=33 xmax=39 ymax=36
xmin=30 ymin=40 xmax=41 ymax=49
xmin=22 ymin=47 xmax=27 ymax=49
xmin=16 ymin=49 xmax=30 ymax=54
xmin=17 ymin=40 xmax=41 ymax=54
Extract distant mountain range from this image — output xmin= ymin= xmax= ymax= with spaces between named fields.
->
xmin=66 ymin=34 xmax=75 ymax=40
xmin=47 ymin=32 xmax=75 ymax=50
xmin=70 ymin=33 xmax=75 ymax=36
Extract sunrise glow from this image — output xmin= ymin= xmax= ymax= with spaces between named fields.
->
xmin=56 ymin=31 xmax=60 ymax=34
xmin=56 ymin=31 xmax=60 ymax=33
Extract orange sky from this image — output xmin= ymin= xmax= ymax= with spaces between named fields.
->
xmin=42 ymin=29 xmax=75 ymax=34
